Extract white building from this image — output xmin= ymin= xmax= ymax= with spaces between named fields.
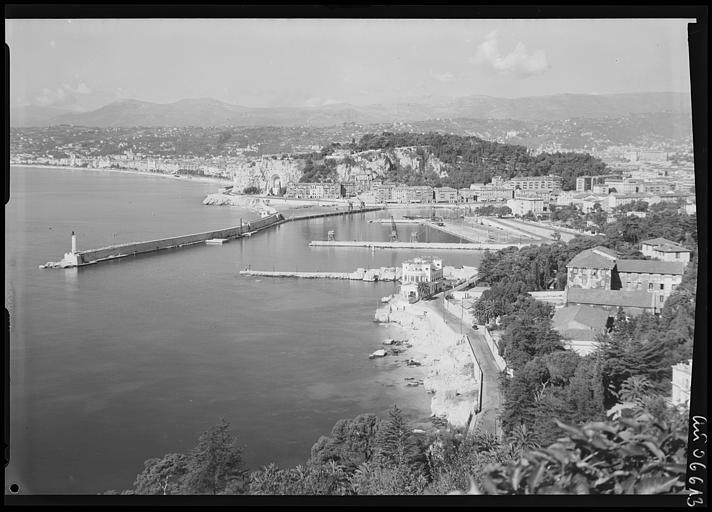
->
xmin=671 ymin=359 xmax=692 ymax=407
xmin=507 ymin=197 xmax=546 ymax=217
xmin=400 ymin=257 xmax=444 ymax=300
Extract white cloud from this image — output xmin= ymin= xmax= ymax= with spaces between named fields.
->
xmin=49 ymin=40 xmax=56 ymax=49
xmin=432 ymin=71 xmax=455 ymax=83
xmin=471 ymin=30 xmax=549 ymax=77
xmin=35 ymin=87 xmax=68 ymax=106
xmin=302 ymin=97 xmax=340 ymax=107
xmin=34 ymin=83 xmax=93 ymax=106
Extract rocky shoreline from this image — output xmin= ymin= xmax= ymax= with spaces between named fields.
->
xmin=373 ymin=295 xmax=480 ymax=429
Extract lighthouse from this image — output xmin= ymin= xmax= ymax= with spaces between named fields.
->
xmin=71 ymin=231 xmax=77 ymax=254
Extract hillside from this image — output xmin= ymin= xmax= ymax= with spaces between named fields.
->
xmin=10 ymin=92 xmax=692 ymax=128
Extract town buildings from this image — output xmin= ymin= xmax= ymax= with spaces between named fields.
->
xmin=284 ymin=182 xmax=341 ymax=200
xmin=434 ymin=186 xmax=458 ymax=203
xmin=508 ymin=175 xmax=563 ymax=192
xmin=468 ymin=183 xmax=515 ymax=202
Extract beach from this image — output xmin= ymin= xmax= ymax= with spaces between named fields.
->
xmin=10 ymin=164 xmax=233 ymax=186
xmin=374 ymin=295 xmax=480 ymax=429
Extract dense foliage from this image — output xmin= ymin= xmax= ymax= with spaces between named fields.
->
xmin=472 ymin=205 xmax=512 ymax=217
xmin=299 ymin=157 xmax=339 ymax=183
xmin=354 ymin=132 xmax=609 ymax=190
xmin=118 ymin=396 xmax=689 ymax=495
xmin=470 ymin=208 xmax=697 ymax=448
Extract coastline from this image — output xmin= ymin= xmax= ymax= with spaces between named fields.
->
xmin=10 ymin=163 xmax=233 ymax=186
xmin=375 ymin=295 xmax=480 ymax=429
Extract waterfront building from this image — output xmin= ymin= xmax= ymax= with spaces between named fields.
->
xmin=400 ymin=257 xmax=444 ymax=300
xmin=390 ymin=185 xmax=434 ymax=204
xmin=373 ymin=184 xmax=396 ymax=203
xmin=671 ymin=359 xmax=692 ymax=407
xmin=641 ymin=237 xmax=692 ymax=264
xmin=469 ymin=183 xmax=515 ymax=202
xmin=409 ymin=186 xmax=434 ymax=203
xmin=285 ymin=182 xmax=341 ymax=200
xmin=434 ymin=186 xmax=458 ymax=203
xmin=457 ymin=188 xmax=477 ymax=203
xmin=341 ymin=181 xmax=357 ymax=198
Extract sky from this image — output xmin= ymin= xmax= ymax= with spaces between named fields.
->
xmin=6 ymin=18 xmax=696 ymax=110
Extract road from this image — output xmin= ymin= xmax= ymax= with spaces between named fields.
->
xmin=435 ymin=299 xmax=503 ymax=439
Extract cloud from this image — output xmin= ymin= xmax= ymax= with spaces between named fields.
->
xmin=34 ymin=83 xmax=93 ymax=106
xmin=302 ymin=97 xmax=341 ymax=107
xmin=432 ymin=71 xmax=455 ymax=83
xmin=49 ymin=40 xmax=56 ymax=49
xmin=35 ymin=87 xmax=69 ymax=106
xmin=471 ymin=30 xmax=549 ymax=77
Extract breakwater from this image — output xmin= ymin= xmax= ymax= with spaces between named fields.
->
xmin=41 ymin=206 xmax=386 ymax=269
xmin=42 ymin=213 xmax=285 ymax=268
xmin=308 ymin=240 xmax=522 ymax=251
xmin=240 ymin=266 xmax=401 ymax=282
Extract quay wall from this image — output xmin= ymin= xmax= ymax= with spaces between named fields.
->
xmin=76 ymin=213 xmax=284 ymax=265
xmin=478 ymin=217 xmax=543 ymax=240
xmin=308 ymin=240 xmax=521 ymax=251
xmin=285 ymin=206 xmax=383 ymax=222
xmin=492 ymin=218 xmax=577 ymax=242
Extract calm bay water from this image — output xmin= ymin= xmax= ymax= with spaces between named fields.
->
xmin=5 ymin=166 xmax=482 ymax=494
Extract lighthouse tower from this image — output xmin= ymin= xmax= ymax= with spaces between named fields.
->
xmin=71 ymin=231 xmax=78 ymax=254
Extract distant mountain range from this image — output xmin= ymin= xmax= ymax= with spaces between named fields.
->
xmin=10 ymin=92 xmax=692 ymax=128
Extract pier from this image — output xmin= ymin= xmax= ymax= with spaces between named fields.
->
xmin=41 ymin=206 xmax=386 ymax=269
xmin=240 ymin=266 xmax=401 ymax=282
xmin=308 ymin=240 xmax=524 ymax=251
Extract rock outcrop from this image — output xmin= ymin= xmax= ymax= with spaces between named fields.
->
xmin=202 ymin=193 xmax=278 ymax=215
xmin=228 ymin=146 xmax=448 ymax=195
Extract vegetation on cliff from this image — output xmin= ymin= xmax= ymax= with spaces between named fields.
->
xmin=353 ymin=132 xmax=609 ymax=190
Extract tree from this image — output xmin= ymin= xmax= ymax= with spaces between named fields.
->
xmin=375 ymin=405 xmax=417 ymax=468
xmin=182 ymin=419 xmax=247 ymax=495
xmin=133 ymin=453 xmax=188 ymax=495
xmin=309 ymin=414 xmax=380 ymax=471
xmin=417 ymin=282 xmax=432 ymax=301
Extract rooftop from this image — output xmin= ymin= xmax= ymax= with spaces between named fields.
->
xmin=642 ymin=237 xmax=680 ymax=246
xmin=552 ymin=304 xmax=610 ymax=331
xmin=653 ymin=244 xmax=692 ymax=254
xmin=566 ymin=288 xmax=655 ymax=309
xmin=616 ymin=259 xmax=686 ymax=275
xmin=560 ymin=328 xmax=602 ymax=342
xmin=567 ymin=246 xmax=618 ymax=270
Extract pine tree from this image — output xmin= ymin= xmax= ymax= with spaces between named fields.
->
xmin=182 ymin=419 xmax=246 ymax=494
